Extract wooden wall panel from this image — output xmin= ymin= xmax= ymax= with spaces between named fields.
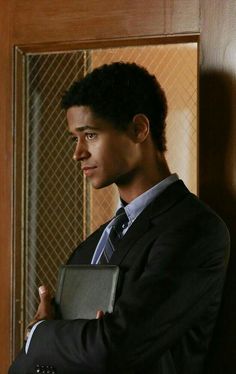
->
xmin=200 ymin=1 xmax=236 ymax=373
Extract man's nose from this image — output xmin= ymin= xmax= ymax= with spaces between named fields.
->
xmin=73 ymin=139 xmax=90 ymax=161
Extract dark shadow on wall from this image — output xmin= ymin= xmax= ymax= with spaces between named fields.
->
xmin=200 ymin=70 xmax=236 ymax=374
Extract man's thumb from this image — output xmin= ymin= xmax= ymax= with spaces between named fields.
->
xmin=39 ymin=285 xmax=50 ymax=301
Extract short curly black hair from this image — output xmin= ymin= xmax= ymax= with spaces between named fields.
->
xmin=61 ymin=62 xmax=168 ymax=152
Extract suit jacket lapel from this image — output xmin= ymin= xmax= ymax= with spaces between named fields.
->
xmin=109 ymin=180 xmax=190 ymax=265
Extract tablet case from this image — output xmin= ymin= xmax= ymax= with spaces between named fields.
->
xmin=55 ymin=265 xmax=119 ymax=320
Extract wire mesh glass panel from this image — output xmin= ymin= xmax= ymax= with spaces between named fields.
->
xmin=23 ymin=43 xmax=197 ymax=326
xmin=25 ymin=52 xmax=86 ymax=323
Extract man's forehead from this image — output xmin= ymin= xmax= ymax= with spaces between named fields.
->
xmin=66 ymin=105 xmax=93 ymax=120
xmin=67 ymin=106 xmax=97 ymax=127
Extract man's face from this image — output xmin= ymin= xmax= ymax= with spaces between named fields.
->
xmin=67 ymin=106 xmax=141 ymax=190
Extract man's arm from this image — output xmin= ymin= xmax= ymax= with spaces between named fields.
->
xmin=9 ymin=230 xmax=230 ymax=373
xmin=25 ymin=285 xmax=104 ymax=353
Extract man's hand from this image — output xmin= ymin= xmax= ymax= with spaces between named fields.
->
xmin=25 ymin=285 xmax=54 ymax=339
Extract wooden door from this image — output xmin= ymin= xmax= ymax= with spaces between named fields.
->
xmin=0 ymin=2 xmax=200 ymax=371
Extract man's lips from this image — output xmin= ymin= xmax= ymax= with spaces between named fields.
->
xmin=81 ymin=166 xmax=97 ymax=171
xmin=81 ymin=166 xmax=97 ymax=176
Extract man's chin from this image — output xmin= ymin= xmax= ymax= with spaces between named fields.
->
xmin=90 ymin=179 xmax=113 ymax=190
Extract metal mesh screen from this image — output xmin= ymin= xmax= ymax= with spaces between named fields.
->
xmin=25 ymin=52 xmax=86 ymax=322
xmin=24 ymin=43 xmax=197 ymax=325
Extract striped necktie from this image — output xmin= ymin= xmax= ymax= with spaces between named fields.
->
xmin=99 ymin=207 xmax=128 ymax=264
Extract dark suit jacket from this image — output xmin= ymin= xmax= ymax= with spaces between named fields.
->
xmin=9 ymin=180 xmax=230 ymax=374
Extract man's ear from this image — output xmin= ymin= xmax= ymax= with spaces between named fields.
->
xmin=131 ymin=114 xmax=150 ymax=143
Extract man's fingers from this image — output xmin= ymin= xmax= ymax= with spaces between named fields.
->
xmin=33 ymin=285 xmax=54 ymax=320
xmin=36 ymin=285 xmax=51 ymax=317
xmin=96 ymin=310 xmax=104 ymax=319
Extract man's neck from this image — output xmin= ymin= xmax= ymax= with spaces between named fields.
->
xmin=118 ymin=154 xmax=171 ymax=203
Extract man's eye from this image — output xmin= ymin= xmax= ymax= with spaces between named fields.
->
xmin=85 ymin=133 xmax=97 ymax=140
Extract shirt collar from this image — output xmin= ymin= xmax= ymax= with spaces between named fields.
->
xmin=119 ymin=173 xmax=179 ymax=224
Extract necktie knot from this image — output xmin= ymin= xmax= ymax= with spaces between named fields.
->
xmin=112 ymin=208 xmax=129 ymax=237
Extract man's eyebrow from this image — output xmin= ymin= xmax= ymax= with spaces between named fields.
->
xmin=69 ymin=125 xmax=98 ymax=133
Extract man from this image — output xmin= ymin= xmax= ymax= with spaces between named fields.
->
xmin=9 ymin=62 xmax=230 ymax=374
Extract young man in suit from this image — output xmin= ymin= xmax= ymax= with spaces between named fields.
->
xmin=9 ymin=62 xmax=230 ymax=374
